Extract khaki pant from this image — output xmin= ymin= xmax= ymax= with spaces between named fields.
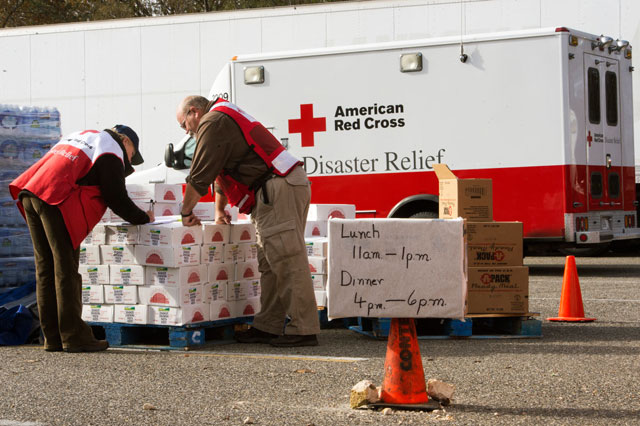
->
xmin=21 ymin=194 xmax=97 ymax=349
xmin=251 ymin=166 xmax=320 ymax=336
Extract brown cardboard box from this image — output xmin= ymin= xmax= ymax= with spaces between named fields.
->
xmin=433 ymin=164 xmax=493 ymax=221
xmin=467 ymin=266 xmax=529 ymax=314
xmin=467 ymin=222 xmax=523 ymax=266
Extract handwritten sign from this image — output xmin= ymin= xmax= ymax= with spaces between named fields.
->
xmin=327 ymin=218 xmax=466 ymax=319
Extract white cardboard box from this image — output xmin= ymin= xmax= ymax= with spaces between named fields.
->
xmin=109 ymin=265 xmax=145 ymax=285
xmin=244 ymin=280 xmax=261 ymax=299
xmin=82 ymin=225 xmax=106 ymax=245
xmin=105 ymin=225 xmax=139 ymax=245
xmin=235 ymin=297 xmax=261 ymax=317
xmin=307 ymin=204 xmax=356 ymax=221
xmin=311 ymin=274 xmax=327 ymax=290
xmin=79 ymin=265 xmax=109 ymax=285
xmin=204 ymin=282 xmax=227 ymax=302
xmin=81 ymin=304 xmax=114 ymax=323
xmin=229 ymin=222 xmax=256 ymax=243
xmin=305 ymin=237 xmax=329 ymax=257
xmin=201 ymin=243 xmax=225 ymax=264
xmin=154 ymin=203 xmax=180 ymax=216
xmin=81 ymin=285 xmax=104 ymax=304
xmin=202 ymin=223 xmax=230 ymax=243
xmin=240 ymin=242 xmax=259 ymax=262
xmin=126 ymin=183 xmax=183 ymax=204
xmin=135 ymin=245 xmax=200 ymax=267
xmin=149 ymin=304 xmax=209 ymax=325
xmin=224 ymin=244 xmax=243 ymax=263
xmin=114 ymin=304 xmax=149 ymax=324
xmin=139 ymin=221 xmax=202 ymax=246
xmin=236 ymin=261 xmax=260 ymax=280
xmin=208 ymin=263 xmax=235 ymax=283
xmin=315 ymin=291 xmax=327 ymax=307
xmin=226 ymin=281 xmax=247 ymax=301
xmin=100 ymin=245 xmax=137 ymax=265
xmin=145 ymin=264 xmax=207 ymax=287
xmin=193 ymin=202 xmax=215 ymax=221
xmin=104 ymin=285 xmax=139 ymax=304
xmin=79 ymin=245 xmax=101 ymax=265
xmin=305 ymin=220 xmax=328 ymax=238
xmin=139 ymin=284 xmax=203 ymax=307
xmin=210 ymin=300 xmax=234 ymax=320
xmin=308 ymin=256 xmax=326 ymax=274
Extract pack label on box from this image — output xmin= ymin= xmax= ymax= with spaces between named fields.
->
xmin=114 ymin=305 xmax=148 ymax=324
xmin=201 ymin=243 xmax=224 ymax=264
xmin=81 ymin=285 xmax=104 ymax=304
xmin=109 ymin=265 xmax=145 ymax=285
xmin=149 ymin=305 xmax=208 ymax=325
xmin=106 ymin=225 xmax=139 ymax=245
xmin=305 ymin=238 xmax=328 ymax=257
xmin=104 ymin=285 xmax=138 ymax=304
xmin=145 ymin=264 xmax=206 ymax=286
xmin=82 ymin=225 xmax=106 ymax=245
xmin=467 ymin=222 xmax=523 ymax=266
xmin=139 ymin=222 xmax=202 ymax=246
xmin=467 ymin=267 xmax=529 ymax=314
xmin=202 ymin=223 xmax=230 ymax=243
xmin=245 ymin=280 xmax=261 ymax=299
xmin=81 ymin=304 xmax=114 ymax=323
xmin=79 ymin=265 xmax=109 ymax=285
xmin=240 ymin=242 xmax=258 ymax=262
xmin=135 ymin=245 xmax=200 ymax=267
xmin=205 ymin=282 xmax=227 ymax=302
xmin=100 ymin=245 xmax=137 ymax=264
xmin=224 ymin=244 xmax=243 ymax=263
xmin=79 ymin=245 xmax=101 ymax=265
xmin=328 ymin=218 xmax=466 ymax=319
xmin=227 ymin=281 xmax=246 ymax=301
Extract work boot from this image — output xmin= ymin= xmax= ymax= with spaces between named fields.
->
xmin=270 ymin=334 xmax=318 ymax=347
xmin=235 ymin=327 xmax=277 ymax=344
xmin=44 ymin=345 xmax=63 ymax=352
xmin=63 ymin=339 xmax=109 ymax=353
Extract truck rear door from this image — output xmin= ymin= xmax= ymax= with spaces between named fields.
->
xmin=584 ymin=53 xmax=623 ymax=215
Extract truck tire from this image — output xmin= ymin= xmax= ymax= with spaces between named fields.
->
xmin=409 ymin=211 xmax=438 ymax=219
xmin=558 ymin=244 xmax=610 ymax=257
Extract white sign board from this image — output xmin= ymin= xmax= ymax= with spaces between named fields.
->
xmin=327 ymin=219 xmax=467 ymax=319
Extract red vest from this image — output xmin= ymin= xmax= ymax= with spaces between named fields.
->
xmin=10 ymin=130 xmax=125 ymax=249
xmin=209 ymin=99 xmax=302 ymax=213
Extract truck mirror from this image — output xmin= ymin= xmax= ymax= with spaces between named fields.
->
xmin=164 ymin=143 xmax=175 ymax=167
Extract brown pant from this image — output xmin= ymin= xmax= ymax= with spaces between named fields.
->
xmin=21 ymin=194 xmax=97 ymax=349
xmin=251 ymin=166 xmax=321 ymax=336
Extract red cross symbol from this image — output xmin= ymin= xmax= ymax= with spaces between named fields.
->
xmin=288 ymin=104 xmax=326 ymax=147
xmin=587 ymin=131 xmax=593 ymax=147
xmin=495 ymin=250 xmax=505 ymax=262
xmin=481 ymin=273 xmax=492 ymax=285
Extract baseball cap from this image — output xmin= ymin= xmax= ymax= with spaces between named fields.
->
xmin=113 ymin=124 xmax=144 ymax=165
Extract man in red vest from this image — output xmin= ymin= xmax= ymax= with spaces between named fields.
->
xmin=176 ymin=96 xmax=320 ymax=347
xmin=10 ymin=125 xmax=154 ymax=352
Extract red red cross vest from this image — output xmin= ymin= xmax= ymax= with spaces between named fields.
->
xmin=209 ymin=99 xmax=302 ymax=213
xmin=10 ymin=130 xmax=125 ymax=249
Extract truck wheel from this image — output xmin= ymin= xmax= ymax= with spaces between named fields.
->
xmin=409 ymin=211 xmax=438 ymax=219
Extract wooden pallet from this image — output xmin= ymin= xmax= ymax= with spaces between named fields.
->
xmin=89 ymin=318 xmax=248 ymax=350
xmin=349 ymin=313 xmax=542 ymax=340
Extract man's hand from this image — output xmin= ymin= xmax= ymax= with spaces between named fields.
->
xmin=215 ymin=210 xmax=232 ymax=225
xmin=182 ymin=213 xmax=201 ymax=227
xmin=146 ymin=210 xmax=155 ymax=223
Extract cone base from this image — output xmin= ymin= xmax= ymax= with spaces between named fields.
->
xmin=547 ymin=317 xmax=596 ymax=322
xmin=369 ymin=399 xmax=440 ymax=411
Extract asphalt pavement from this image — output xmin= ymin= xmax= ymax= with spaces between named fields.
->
xmin=1 ymin=254 xmax=639 ymax=425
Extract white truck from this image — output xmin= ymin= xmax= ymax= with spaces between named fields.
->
xmin=134 ymin=27 xmax=640 ymax=253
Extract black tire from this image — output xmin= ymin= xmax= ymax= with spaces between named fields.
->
xmin=408 ymin=211 xmax=438 ymax=219
xmin=557 ymin=243 xmax=610 ymax=257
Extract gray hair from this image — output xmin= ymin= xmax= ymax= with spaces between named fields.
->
xmin=181 ymin=95 xmax=209 ymax=115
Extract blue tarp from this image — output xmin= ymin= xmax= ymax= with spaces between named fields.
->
xmin=0 ymin=281 xmax=37 ymax=346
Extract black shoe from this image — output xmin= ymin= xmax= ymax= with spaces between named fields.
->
xmin=270 ymin=334 xmax=318 ymax=347
xmin=235 ymin=327 xmax=278 ymax=344
xmin=44 ymin=345 xmax=62 ymax=352
xmin=63 ymin=340 xmax=109 ymax=353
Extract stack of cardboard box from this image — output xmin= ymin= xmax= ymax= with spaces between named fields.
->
xmin=79 ymin=183 xmax=260 ymax=327
xmin=304 ymin=204 xmax=355 ymax=308
xmin=434 ymin=164 xmax=528 ymax=315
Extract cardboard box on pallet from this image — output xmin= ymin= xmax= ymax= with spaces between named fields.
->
xmin=210 ymin=300 xmax=234 ymax=320
xmin=202 ymin=223 xmax=230 ymax=243
xmin=135 ymin=245 xmax=200 ymax=267
xmin=100 ymin=245 xmax=137 ymax=264
xmin=208 ymin=263 xmax=235 ymax=283
xmin=236 ymin=297 xmax=260 ymax=317
xmin=126 ymin=183 xmax=183 ymax=204
xmin=434 ymin=164 xmax=493 ymax=222
xmin=193 ymin=202 xmax=215 ymax=221
xmin=315 ymin=290 xmax=327 ymax=307
xmin=104 ymin=285 xmax=139 ymax=304
xmin=79 ymin=245 xmax=101 ymax=265
xmin=307 ymin=204 xmax=356 ymax=221
xmin=204 ymin=282 xmax=227 ymax=302
xmin=226 ymin=281 xmax=247 ymax=301
xmin=81 ymin=285 xmax=104 ymax=304
xmin=467 ymin=222 xmax=523 ymax=266
xmin=79 ymin=265 xmax=109 ymax=285
xmin=139 ymin=284 xmax=203 ymax=307
xmin=82 ymin=224 xmax=106 ymax=245
xmin=305 ymin=237 xmax=328 ymax=257
xmin=109 ymin=265 xmax=145 ymax=285
xmin=145 ymin=264 xmax=207 ymax=287
xmin=245 ymin=280 xmax=261 ymax=299
xmin=240 ymin=242 xmax=258 ymax=262
xmin=224 ymin=243 xmax=243 ymax=263
xmin=81 ymin=304 xmax=114 ymax=323
xmin=311 ymin=274 xmax=327 ymax=290
xmin=154 ymin=202 xmax=180 ymax=217
xmin=308 ymin=256 xmax=326 ymax=274
xmin=236 ymin=261 xmax=260 ymax=280
xmin=201 ymin=243 xmax=224 ymax=264
xmin=105 ymin=225 xmax=139 ymax=245
xmin=305 ymin=220 xmax=328 ymax=237
xmin=467 ymin=266 xmax=529 ymax=314
xmin=114 ymin=304 xmax=149 ymax=325
xmin=148 ymin=304 xmax=209 ymax=326
xmin=139 ymin=221 xmax=202 ymax=246
xmin=229 ymin=222 xmax=256 ymax=243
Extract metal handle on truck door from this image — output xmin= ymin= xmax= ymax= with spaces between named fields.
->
xmin=610 ymin=202 xmax=621 ymax=206
xmin=606 ymin=154 xmax=612 ymax=169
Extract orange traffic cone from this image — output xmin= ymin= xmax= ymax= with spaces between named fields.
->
xmin=547 ymin=256 xmax=596 ymax=322
xmin=379 ymin=318 xmax=430 ymax=405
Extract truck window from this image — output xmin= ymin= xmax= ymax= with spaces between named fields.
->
xmin=605 ymin=71 xmax=618 ymax=126
xmin=608 ymin=172 xmax=620 ymax=199
xmin=183 ymin=136 xmax=196 ymax=167
xmin=590 ymin=172 xmax=603 ymax=199
xmin=587 ymin=68 xmax=600 ymax=124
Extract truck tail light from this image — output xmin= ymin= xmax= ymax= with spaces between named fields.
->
xmin=625 ymin=47 xmax=632 ymax=59
xmin=576 ymin=216 xmax=589 ymax=232
xmin=624 ymin=214 xmax=636 ymax=228
xmin=569 ymin=35 xmax=578 ymax=46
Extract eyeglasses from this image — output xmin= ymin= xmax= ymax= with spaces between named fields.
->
xmin=180 ymin=110 xmax=193 ymax=131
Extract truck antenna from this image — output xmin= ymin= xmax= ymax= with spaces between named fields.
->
xmin=460 ymin=0 xmax=468 ymax=63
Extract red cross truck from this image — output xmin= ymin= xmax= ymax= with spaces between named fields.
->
xmin=142 ymin=27 xmax=640 ymax=254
